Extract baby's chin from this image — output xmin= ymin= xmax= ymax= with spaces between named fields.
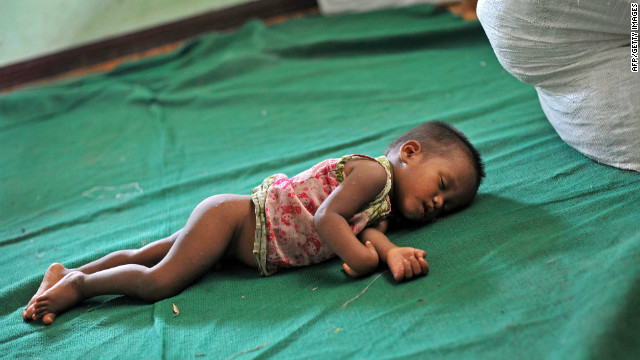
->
xmin=393 ymin=200 xmax=424 ymax=223
xmin=399 ymin=208 xmax=428 ymax=223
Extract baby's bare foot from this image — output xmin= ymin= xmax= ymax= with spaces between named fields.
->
xmin=23 ymin=263 xmax=69 ymax=322
xmin=32 ymin=272 xmax=85 ymax=324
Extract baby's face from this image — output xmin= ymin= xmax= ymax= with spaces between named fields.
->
xmin=393 ymin=152 xmax=477 ymax=223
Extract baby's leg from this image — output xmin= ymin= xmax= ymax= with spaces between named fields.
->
xmin=23 ymin=231 xmax=180 ymax=323
xmin=31 ymin=194 xmax=256 ymax=323
xmin=78 ymin=230 xmax=181 ymax=274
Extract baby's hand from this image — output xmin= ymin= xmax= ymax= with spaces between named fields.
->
xmin=386 ymin=247 xmax=429 ymax=282
xmin=342 ymin=241 xmax=379 ymax=278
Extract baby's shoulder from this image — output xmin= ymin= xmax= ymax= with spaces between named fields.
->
xmin=342 ymin=158 xmax=388 ymax=185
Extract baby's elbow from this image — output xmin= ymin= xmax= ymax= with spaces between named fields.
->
xmin=313 ymin=207 xmax=329 ymax=230
xmin=350 ymin=253 xmax=378 ymax=275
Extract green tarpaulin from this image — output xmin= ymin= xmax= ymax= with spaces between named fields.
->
xmin=1 ymin=5 xmax=639 ymax=359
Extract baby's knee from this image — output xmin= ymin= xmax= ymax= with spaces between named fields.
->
xmin=139 ymin=270 xmax=183 ymax=302
xmin=195 ymin=194 xmax=240 ymax=216
xmin=193 ymin=194 xmax=253 ymax=226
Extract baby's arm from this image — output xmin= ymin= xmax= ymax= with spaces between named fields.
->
xmin=314 ymin=160 xmax=387 ymax=275
xmin=359 ymin=224 xmax=429 ymax=282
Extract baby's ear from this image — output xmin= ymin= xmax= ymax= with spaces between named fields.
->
xmin=400 ymin=140 xmax=422 ymax=162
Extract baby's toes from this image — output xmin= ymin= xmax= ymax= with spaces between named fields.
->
xmin=33 ymin=302 xmax=50 ymax=318
xmin=43 ymin=313 xmax=57 ymax=325
xmin=33 ymin=307 xmax=48 ymax=320
xmin=23 ymin=304 xmax=36 ymax=320
xmin=34 ymin=299 xmax=47 ymax=310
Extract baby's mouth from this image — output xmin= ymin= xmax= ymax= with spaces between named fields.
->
xmin=422 ymin=203 xmax=434 ymax=221
xmin=422 ymin=203 xmax=438 ymax=221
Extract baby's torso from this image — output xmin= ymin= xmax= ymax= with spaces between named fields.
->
xmin=260 ymin=154 xmax=392 ymax=271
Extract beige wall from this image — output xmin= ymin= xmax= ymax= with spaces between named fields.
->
xmin=0 ymin=0 xmax=252 ymax=67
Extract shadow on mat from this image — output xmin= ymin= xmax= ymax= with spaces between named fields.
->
xmin=418 ymin=193 xmax=570 ymax=305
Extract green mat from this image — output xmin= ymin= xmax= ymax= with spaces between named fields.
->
xmin=2 ymin=5 xmax=639 ymax=359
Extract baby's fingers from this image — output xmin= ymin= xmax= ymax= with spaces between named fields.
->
xmin=418 ymin=256 xmax=429 ymax=276
xmin=414 ymin=248 xmax=427 ymax=259
xmin=365 ymin=241 xmax=378 ymax=257
xmin=408 ymin=256 xmax=422 ymax=278
xmin=343 ymin=263 xmax=361 ymax=278
xmin=389 ymin=261 xmax=405 ymax=282
xmin=403 ymin=259 xmax=413 ymax=280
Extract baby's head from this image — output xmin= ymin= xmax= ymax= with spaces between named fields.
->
xmin=385 ymin=121 xmax=485 ymax=223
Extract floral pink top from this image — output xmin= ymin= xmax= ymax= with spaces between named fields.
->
xmin=251 ymin=154 xmax=392 ymax=276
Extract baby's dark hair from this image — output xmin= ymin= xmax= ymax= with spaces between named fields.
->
xmin=385 ymin=121 xmax=486 ymax=190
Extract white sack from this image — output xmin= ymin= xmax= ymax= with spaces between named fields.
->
xmin=478 ymin=0 xmax=640 ymax=171
xmin=318 ymin=0 xmax=458 ymax=15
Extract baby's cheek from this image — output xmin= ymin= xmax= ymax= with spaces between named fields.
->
xmin=400 ymin=199 xmax=415 ymax=219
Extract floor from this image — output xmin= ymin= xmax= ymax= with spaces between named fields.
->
xmin=3 ymin=1 xmax=477 ymax=93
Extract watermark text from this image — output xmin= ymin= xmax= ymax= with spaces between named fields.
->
xmin=632 ymin=4 xmax=638 ymax=72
